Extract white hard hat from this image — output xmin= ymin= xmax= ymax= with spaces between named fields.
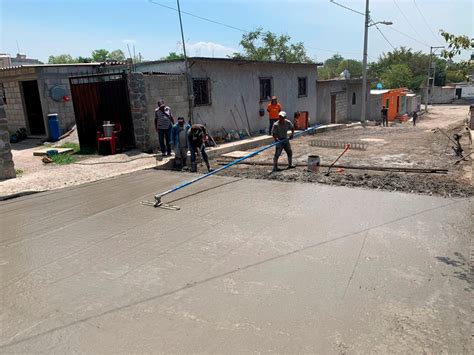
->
xmin=279 ymin=111 xmax=287 ymax=118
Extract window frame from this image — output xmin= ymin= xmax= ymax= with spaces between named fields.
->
xmin=259 ymin=77 xmax=273 ymax=101
xmin=192 ymin=77 xmax=211 ymax=106
xmin=297 ymin=77 xmax=307 ymax=97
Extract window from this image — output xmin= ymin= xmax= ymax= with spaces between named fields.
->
xmin=352 ymin=92 xmax=356 ymax=105
xmin=385 ymin=98 xmax=389 ymax=108
xmin=259 ymin=77 xmax=272 ymax=100
xmin=193 ymin=78 xmax=211 ymax=106
xmin=298 ymin=77 xmax=307 ymax=97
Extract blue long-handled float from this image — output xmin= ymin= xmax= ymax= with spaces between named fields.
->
xmin=142 ymin=124 xmax=322 ymax=209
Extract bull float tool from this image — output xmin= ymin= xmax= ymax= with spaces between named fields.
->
xmin=141 ymin=125 xmax=322 ymax=209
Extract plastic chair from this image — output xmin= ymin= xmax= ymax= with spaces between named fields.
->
xmin=97 ymin=123 xmax=122 ymax=155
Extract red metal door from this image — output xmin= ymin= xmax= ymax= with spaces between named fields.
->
xmin=69 ymin=73 xmax=135 ymax=149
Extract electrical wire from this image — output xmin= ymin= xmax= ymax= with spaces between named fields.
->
xmin=148 ymin=0 xmax=248 ymax=33
xmin=373 ymin=23 xmax=396 ymax=51
xmin=412 ymin=0 xmax=444 ymax=45
xmin=385 ymin=26 xmax=431 ymax=48
xmin=329 ymin=0 xmax=365 ymax=16
xmin=148 ymin=0 xmax=365 ymax=59
xmin=392 ymin=0 xmax=425 ymax=42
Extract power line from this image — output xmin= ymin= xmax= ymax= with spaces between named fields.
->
xmin=392 ymin=0 xmax=426 ymax=42
xmin=385 ymin=26 xmax=431 ymax=48
xmin=329 ymin=0 xmax=365 ymax=16
xmin=373 ymin=24 xmax=396 ymax=51
xmin=148 ymin=0 xmax=248 ymax=33
xmin=148 ymin=0 xmax=366 ymax=59
xmin=412 ymin=0 xmax=444 ymax=45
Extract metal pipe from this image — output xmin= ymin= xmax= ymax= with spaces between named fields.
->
xmin=153 ymin=125 xmax=322 ymax=206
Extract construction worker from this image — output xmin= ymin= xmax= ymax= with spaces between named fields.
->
xmin=188 ymin=123 xmax=213 ymax=173
xmin=272 ymin=111 xmax=295 ymax=172
xmin=267 ymin=96 xmax=282 ymax=135
xmin=154 ymin=100 xmax=174 ymax=156
xmin=412 ymin=111 xmax=418 ymax=126
xmin=381 ymin=106 xmax=388 ymax=127
xmin=170 ymin=117 xmax=190 ymax=170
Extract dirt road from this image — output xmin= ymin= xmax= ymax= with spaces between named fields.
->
xmin=214 ymin=105 xmax=473 ymax=197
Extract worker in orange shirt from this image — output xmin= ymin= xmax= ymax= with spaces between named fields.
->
xmin=267 ymin=96 xmax=282 ymax=135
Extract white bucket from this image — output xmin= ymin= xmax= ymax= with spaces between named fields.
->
xmin=307 ymin=155 xmax=320 ymax=172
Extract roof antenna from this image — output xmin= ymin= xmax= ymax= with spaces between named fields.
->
xmin=16 ymin=40 xmax=21 ymax=54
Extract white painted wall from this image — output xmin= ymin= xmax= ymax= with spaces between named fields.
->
xmin=136 ymin=59 xmax=318 ymax=135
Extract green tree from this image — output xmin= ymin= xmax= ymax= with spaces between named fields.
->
xmin=161 ymin=52 xmax=185 ymax=60
xmin=233 ymin=28 xmax=312 ymax=63
xmin=76 ymin=56 xmax=92 ymax=63
xmin=369 ymin=47 xmax=447 ymax=89
xmin=440 ymin=30 xmax=473 ymax=59
xmin=380 ymin=64 xmax=412 ymax=89
xmin=318 ymin=54 xmax=344 ymax=79
xmin=440 ymin=30 xmax=473 ymax=82
xmin=336 ymin=59 xmax=363 ymax=77
xmin=48 ymin=54 xmax=78 ymax=64
xmin=108 ymin=49 xmax=125 ymax=61
xmin=91 ymin=49 xmax=109 ymax=62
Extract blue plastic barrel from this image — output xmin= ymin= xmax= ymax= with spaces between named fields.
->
xmin=48 ymin=113 xmax=61 ymax=141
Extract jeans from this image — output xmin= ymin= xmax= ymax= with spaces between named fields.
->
xmin=190 ymin=143 xmax=210 ymax=171
xmin=174 ymin=146 xmax=189 ymax=168
xmin=158 ymin=128 xmax=171 ymax=155
xmin=382 ymin=116 xmax=388 ymax=127
xmin=273 ymin=140 xmax=292 ymax=168
xmin=269 ymin=119 xmax=277 ymax=135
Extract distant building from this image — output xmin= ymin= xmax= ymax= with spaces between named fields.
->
xmin=0 ymin=53 xmax=42 ymax=68
xmin=316 ymin=78 xmax=373 ymax=124
xmin=370 ymin=88 xmax=407 ymax=121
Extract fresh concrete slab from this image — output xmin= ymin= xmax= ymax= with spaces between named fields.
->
xmin=0 ymin=170 xmax=471 ymax=353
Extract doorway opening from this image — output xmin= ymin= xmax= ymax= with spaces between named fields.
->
xmin=21 ymin=80 xmax=45 ymax=135
xmin=331 ymin=94 xmax=336 ymax=124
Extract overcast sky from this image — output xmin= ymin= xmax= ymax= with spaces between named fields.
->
xmin=1 ymin=0 xmax=472 ymax=63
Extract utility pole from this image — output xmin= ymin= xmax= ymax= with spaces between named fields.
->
xmin=330 ymin=0 xmax=392 ymax=123
xmin=176 ymin=0 xmax=193 ymax=122
xmin=360 ymin=0 xmax=370 ymax=125
xmin=424 ymin=46 xmax=443 ymax=112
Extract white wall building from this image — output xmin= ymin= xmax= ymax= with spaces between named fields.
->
xmin=136 ymin=58 xmax=319 ymax=135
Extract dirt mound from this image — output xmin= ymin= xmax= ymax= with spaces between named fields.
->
xmin=219 ymin=166 xmax=474 ymax=198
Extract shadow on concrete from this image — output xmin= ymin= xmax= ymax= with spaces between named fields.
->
xmin=436 ymin=252 xmax=473 ymax=291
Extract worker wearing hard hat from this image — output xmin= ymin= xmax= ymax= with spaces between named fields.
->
xmin=267 ymin=96 xmax=282 ymax=135
xmin=271 ymin=111 xmax=295 ymax=172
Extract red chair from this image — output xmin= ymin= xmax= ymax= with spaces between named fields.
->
xmin=97 ymin=123 xmax=122 ymax=155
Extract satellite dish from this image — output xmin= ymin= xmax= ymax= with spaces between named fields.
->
xmin=50 ymin=85 xmax=66 ymax=102
xmin=376 ymin=83 xmax=383 ymax=89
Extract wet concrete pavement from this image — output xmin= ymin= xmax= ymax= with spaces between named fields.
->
xmin=0 ymin=170 xmax=472 ymax=353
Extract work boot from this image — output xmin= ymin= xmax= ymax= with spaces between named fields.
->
xmin=206 ymin=163 xmax=213 ymax=173
xmin=191 ymin=162 xmax=197 ymax=173
xmin=287 ymin=164 xmax=296 ymax=169
xmin=272 ymin=165 xmax=280 ymax=172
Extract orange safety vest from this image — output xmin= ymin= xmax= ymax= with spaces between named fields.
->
xmin=267 ymin=103 xmax=282 ymax=119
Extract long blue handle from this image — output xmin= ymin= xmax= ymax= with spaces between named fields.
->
xmin=154 ymin=125 xmax=322 ymax=201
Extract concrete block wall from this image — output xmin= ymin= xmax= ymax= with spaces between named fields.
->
xmin=144 ymin=74 xmax=188 ymax=149
xmin=2 ymin=81 xmax=27 ymax=133
xmin=127 ymin=72 xmax=149 ymax=151
xmin=0 ymin=103 xmax=15 ymax=179
xmin=38 ymin=66 xmax=97 ymax=135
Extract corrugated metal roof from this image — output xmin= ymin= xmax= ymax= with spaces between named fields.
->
xmin=0 ymin=61 xmax=126 ymax=71
xmin=138 ymin=57 xmax=323 ymax=67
